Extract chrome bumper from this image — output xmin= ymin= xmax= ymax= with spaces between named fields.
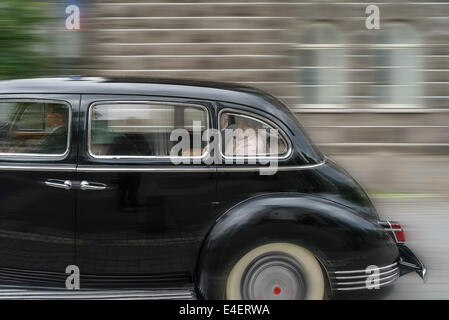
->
xmin=397 ymin=244 xmax=427 ymax=282
xmin=330 ymin=245 xmax=426 ymax=292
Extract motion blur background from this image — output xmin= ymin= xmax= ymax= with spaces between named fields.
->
xmin=2 ymin=0 xmax=449 ymax=298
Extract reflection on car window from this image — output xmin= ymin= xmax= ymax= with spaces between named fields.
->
xmin=220 ymin=112 xmax=288 ymax=157
xmin=89 ymin=102 xmax=208 ymax=158
xmin=0 ymin=101 xmax=69 ymax=156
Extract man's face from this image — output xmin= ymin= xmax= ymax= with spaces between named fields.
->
xmin=236 ymin=118 xmax=250 ymax=130
xmin=220 ymin=116 xmax=229 ymax=129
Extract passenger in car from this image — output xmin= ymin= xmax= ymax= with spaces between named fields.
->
xmin=109 ymin=133 xmax=152 ymax=156
xmin=224 ymin=116 xmax=265 ymax=156
xmin=108 ymin=117 xmax=153 ymax=156
xmin=28 ymin=104 xmax=68 ymax=154
xmin=220 ymin=114 xmax=236 ymax=151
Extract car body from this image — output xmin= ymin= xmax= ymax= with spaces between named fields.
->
xmin=0 ymin=77 xmax=425 ymax=299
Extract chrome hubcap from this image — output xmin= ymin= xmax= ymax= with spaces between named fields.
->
xmin=241 ymin=254 xmax=306 ymax=300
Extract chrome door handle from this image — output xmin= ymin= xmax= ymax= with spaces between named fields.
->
xmin=45 ymin=179 xmax=72 ymax=190
xmin=80 ymin=181 xmax=108 ymax=191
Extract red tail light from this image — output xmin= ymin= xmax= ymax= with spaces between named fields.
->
xmin=388 ymin=221 xmax=406 ymax=243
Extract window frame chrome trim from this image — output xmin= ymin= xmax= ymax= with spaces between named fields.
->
xmin=0 ymin=99 xmax=72 ymax=159
xmin=218 ymin=108 xmax=293 ymax=161
xmin=87 ymin=100 xmax=211 ymax=160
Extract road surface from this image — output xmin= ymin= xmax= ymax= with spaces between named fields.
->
xmin=373 ymin=196 xmax=449 ymax=299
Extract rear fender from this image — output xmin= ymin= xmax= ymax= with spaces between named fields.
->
xmin=195 ymin=192 xmax=397 ymax=298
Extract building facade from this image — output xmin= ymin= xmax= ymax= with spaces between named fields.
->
xmin=72 ymin=0 xmax=449 ymax=192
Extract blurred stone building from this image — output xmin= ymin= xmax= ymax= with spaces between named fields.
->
xmin=70 ymin=0 xmax=449 ymax=193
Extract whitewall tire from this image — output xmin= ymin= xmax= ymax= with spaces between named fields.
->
xmin=226 ymin=242 xmax=325 ymax=300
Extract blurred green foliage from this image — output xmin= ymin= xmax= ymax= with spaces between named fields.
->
xmin=0 ymin=0 xmax=50 ymax=79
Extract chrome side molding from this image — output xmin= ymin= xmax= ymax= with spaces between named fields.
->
xmin=77 ymin=161 xmax=326 ymax=173
xmin=0 ymin=287 xmax=196 ymax=300
xmin=0 ymin=165 xmax=76 ymax=172
xmin=0 ymin=160 xmax=326 ymax=173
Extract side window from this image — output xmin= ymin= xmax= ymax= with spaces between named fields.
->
xmin=89 ymin=102 xmax=208 ymax=158
xmin=15 ymin=103 xmax=45 ymax=131
xmin=299 ymin=23 xmax=345 ymax=106
xmin=0 ymin=101 xmax=70 ymax=156
xmin=375 ymin=23 xmax=421 ymax=106
xmin=219 ymin=111 xmax=289 ymax=157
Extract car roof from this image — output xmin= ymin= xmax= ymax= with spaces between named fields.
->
xmin=0 ymin=77 xmax=283 ymax=109
xmin=0 ymin=77 xmax=323 ymax=164
xmin=0 ymin=76 xmax=298 ymax=129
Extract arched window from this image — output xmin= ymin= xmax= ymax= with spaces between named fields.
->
xmin=375 ymin=23 xmax=421 ymax=106
xmin=299 ymin=24 xmax=345 ymax=106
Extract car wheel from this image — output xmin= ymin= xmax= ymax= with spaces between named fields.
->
xmin=226 ymin=242 xmax=325 ymax=300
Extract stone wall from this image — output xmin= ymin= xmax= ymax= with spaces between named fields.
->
xmin=81 ymin=0 xmax=449 ymax=192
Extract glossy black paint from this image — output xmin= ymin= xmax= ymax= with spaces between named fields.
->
xmin=197 ymin=192 xmax=398 ymax=298
xmin=0 ymin=93 xmax=80 ymax=288
xmin=0 ymin=78 xmax=423 ymax=297
xmin=398 ymin=244 xmax=427 ymax=279
xmin=76 ymin=95 xmax=217 ymax=288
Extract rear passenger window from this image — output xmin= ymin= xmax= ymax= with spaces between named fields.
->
xmin=89 ymin=102 xmax=208 ymax=158
xmin=0 ymin=101 xmax=70 ymax=156
xmin=219 ymin=111 xmax=289 ymax=157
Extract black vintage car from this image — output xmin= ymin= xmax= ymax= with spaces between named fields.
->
xmin=0 ymin=77 xmax=425 ymax=299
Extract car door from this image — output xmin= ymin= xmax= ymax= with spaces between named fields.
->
xmin=216 ymin=102 xmax=305 ymax=215
xmin=0 ymin=94 xmax=79 ymax=288
xmin=76 ymin=95 xmax=216 ymax=288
